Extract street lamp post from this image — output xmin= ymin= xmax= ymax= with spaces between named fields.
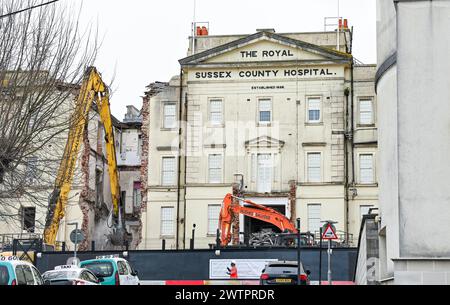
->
xmin=296 ymin=218 xmax=301 ymax=285
xmin=190 ymin=224 xmax=196 ymax=250
xmin=328 ymin=239 xmax=332 ymax=285
xmin=319 ymin=227 xmax=323 ymax=285
xmin=68 ymin=222 xmax=78 ymax=263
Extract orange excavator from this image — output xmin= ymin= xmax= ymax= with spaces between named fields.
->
xmin=219 ymin=193 xmax=298 ymax=247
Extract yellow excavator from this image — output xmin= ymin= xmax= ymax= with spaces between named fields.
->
xmin=43 ymin=66 xmax=127 ymax=248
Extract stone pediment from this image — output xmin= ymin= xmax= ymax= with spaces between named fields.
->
xmin=179 ymin=31 xmax=352 ymax=67
xmin=245 ymin=136 xmax=285 ymax=152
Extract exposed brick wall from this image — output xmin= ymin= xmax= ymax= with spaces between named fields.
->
xmin=78 ymin=122 xmax=94 ymax=251
xmin=289 ymin=180 xmax=297 ymax=222
xmin=231 ymin=183 xmax=241 ymax=245
xmin=135 ymin=82 xmax=168 ymax=249
xmin=136 ymin=95 xmax=150 ymax=248
xmin=140 ymin=95 xmax=151 ymax=213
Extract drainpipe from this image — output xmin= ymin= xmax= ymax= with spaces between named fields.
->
xmin=182 ymin=91 xmax=188 ymax=249
xmin=342 ymin=26 xmax=354 ymax=245
xmin=344 ymin=88 xmax=350 ymax=244
xmin=348 ymin=27 xmax=356 ymax=244
xmin=176 ymin=68 xmax=184 ymax=250
xmin=350 ymin=29 xmax=355 ymax=186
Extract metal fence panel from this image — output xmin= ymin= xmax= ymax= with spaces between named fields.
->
xmin=35 ymin=248 xmax=357 ymax=281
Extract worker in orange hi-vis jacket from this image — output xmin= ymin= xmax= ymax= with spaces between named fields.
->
xmin=227 ymin=260 xmax=238 ymax=279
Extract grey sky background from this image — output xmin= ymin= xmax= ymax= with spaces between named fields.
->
xmin=77 ymin=0 xmax=376 ymax=119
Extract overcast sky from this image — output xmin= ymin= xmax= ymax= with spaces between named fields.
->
xmin=76 ymin=0 xmax=376 ymax=119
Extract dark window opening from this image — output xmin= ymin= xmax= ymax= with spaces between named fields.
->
xmin=21 ymin=207 xmax=36 ymax=233
xmin=244 ymin=205 xmax=286 ymax=244
xmin=95 ymin=169 xmax=104 ymax=207
xmin=0 ymin=166 xmax=4 ymax=184
xmin=0 ymin=266 xmax=9 ymax=285
xmin=121 ymin=190 xmax=126 ymax=213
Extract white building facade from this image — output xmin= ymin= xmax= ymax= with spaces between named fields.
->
xmin=374 ymin=0 xmax=450 ymax=285
xmin=141 ymin=28 xmax=378 ymax=250
xmin=115 ymin=105 xmax=143 ymax=249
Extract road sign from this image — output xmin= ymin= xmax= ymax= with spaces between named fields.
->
xmin=322 ymin=223 xmax=338 ymax=240
xmin=70 ymin=229 xmax=85 ymax=244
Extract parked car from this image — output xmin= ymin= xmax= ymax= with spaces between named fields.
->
xmin=0 ymin=255 xmax=43 ymax=285
xmin=260 ymin=260 xmax=311 ymax=285
xmin=79 ymin=255 xmax=139 ymax=285
xmin=42 ymin=265 xmax=100 ymax=285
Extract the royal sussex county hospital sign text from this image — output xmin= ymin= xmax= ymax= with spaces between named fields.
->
xmin=194 ymin=68 xmax=338 ymax=80
xmin=190 ymin=48 xmax=343 ymax=81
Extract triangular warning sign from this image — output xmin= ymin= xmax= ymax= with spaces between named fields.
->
xmin=322 ymin=223 xmax=338 ymax=240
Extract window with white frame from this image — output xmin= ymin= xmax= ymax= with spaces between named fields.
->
xmin=162 ymin=157 xmax=176 ymax=186
xmin=208 ymin=154 xmax=223 ymax=183
xmin=25 ymin=157 xmax=38 ymax=184
xmin=95 ymin=169 xmax=104 ymax=206
xmin=133 ymin=181 xmax=141 ymax=208
xmin=359 ymin=99 xmax=373 ymax=125
xmin=307 ymin=153 xmax=321 ymax=182
xmin=360 ymin=154 xmax=374 ymax=184
xmin=273 ymin=153 xmax=279 ymax=183
xmin=257 ymin=153 xmax=273 ymax=193
xmin=209 ymin=99 xmax=223 ymax=126
xmin=360 ymin=205 xmax=374 ymax=219
xmin=307 ymin=98 xmax=321 ymax=123
xmin=160 ymin=207 xmax=174 ymax=236
xmin=258 ymin=98 xmax=272 ymax=124
xmin=307 ymin=204 xmax=321 ymax=233
xmin=251 ymin=154 xmax=257 ymax=183
xmin=163 ymin=103 xmax=176 ymax=129
xmin=208 ymin=205 xmax=221 ymax=235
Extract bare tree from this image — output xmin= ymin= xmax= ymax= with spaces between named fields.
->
xmin=0 ymin=0 xmax=98 ymax=232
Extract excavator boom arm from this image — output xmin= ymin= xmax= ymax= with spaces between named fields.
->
xmin=44 ymin=67 xmax=120 ymax=246
xmin=232 ymin=206 xmax=297 ymax=233
xmin=97 ymin=93 xmax=120 ymax=216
